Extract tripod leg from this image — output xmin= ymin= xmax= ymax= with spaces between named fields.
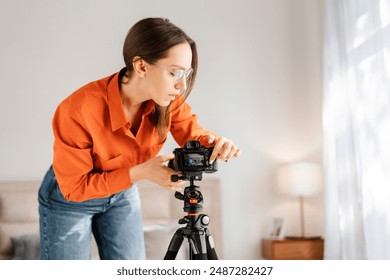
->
xmin=206 ymin=233 xmax=218 ymax=260
xmin=188 ymin=231 xmax=208 ymax=260
xmin=164 ymin=229 xmax=184 ymax=260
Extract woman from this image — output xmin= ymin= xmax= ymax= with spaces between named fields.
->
xmin=38 ymin=17 xmax=241 ymax=260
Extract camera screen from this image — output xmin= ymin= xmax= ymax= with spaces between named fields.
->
xmin=183 ymin=153 xmax=205 ymax=167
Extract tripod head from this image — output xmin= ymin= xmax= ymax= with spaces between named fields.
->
xmin=173 ymin=176 xmax=204 ymax=216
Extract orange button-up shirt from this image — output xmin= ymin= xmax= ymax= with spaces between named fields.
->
xmin=52 ymin=69 xmax=216 ymax=202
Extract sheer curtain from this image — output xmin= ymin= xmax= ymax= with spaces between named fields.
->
xmin=323 ymin=0 xmax=390 ymax=259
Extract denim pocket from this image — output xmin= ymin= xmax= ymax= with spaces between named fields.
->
xmin=38 ymin=165 xmax=57 ymax=204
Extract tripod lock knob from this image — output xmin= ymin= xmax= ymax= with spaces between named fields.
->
xmin=200 ymin=214 xmax=210 ymax=226
xmin=171 ymin=175 xmax=179 ymax=182
xmin=174 ymin=191 xmax=185 ymax=201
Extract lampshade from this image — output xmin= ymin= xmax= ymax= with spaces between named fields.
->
xmin=276 ymin=162 xmax=322 ymax=196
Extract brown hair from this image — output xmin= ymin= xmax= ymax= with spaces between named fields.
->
xmin=122 ymin=18 xmax=198 ymax=138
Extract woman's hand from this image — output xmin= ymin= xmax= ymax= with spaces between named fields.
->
xmin=208 ymin=136 xmax=242 ymax=163
xmin=130 ymin=154 xmax=186 ymax=191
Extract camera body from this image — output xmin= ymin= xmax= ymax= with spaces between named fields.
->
xmin=168 ymin=140 xmax=217 ymax=180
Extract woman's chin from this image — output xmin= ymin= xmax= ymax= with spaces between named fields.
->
xmin=154 ymin=98 xmax=172 ymax=107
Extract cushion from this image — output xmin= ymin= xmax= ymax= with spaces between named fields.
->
xmin=11 ymin=234 xmax=40 ymax=260
xmin=0 ymin=223 xmax=39 ymax=258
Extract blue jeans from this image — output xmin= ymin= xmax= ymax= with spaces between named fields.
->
xmin=38 ymin=166 xmax=146 ymax=260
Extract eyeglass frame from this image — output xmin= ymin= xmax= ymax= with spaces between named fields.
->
xmin=148 ymin=60 xmax=194 ymax=84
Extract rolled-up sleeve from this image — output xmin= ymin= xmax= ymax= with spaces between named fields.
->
xmin=170 ymin=101 xmax=219 ymax=147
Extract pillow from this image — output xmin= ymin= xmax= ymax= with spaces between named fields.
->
xmin=143 ymin=223 xmax=188 ymax=260
xmin=11 ymin=234 xmax=40 ymax=260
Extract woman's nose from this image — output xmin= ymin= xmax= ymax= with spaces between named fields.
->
xmin=174 ymin=76 xmax=187 ymax=91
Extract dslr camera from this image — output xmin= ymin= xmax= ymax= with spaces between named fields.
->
xmin=168 ymin=140 xmax=217 ymax=181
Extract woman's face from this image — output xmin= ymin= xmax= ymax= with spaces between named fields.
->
xmin=147 ymin=42 xmax=193 ymax=107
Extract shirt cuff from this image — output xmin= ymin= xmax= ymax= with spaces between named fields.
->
xmin=107 ymin=167 xmax=132 ymax=193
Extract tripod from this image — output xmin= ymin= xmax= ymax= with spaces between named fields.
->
xmin=163 ymin=177 xmax=218 ymax=260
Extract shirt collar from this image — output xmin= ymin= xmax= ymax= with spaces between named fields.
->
xmin=107 ymin=68 xmax=155 ymax=131
xmin=143 ymin=99 xmax=155 ymax=116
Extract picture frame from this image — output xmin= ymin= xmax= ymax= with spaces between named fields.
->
xmin=268 ymin=218 xmax=286 ymax=240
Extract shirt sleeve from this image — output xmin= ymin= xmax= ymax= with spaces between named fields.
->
xmin=169 ymin=100 xmax=219 ymax=147
xmin=52 ymin=102 xmax=131 ymax=202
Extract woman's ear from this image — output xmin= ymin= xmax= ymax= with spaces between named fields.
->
xmin=132 ymin=56 xmax=147 ymax=77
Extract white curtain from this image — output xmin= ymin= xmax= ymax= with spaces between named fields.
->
xmin=323 ymin=0 xmax=390 ymax=259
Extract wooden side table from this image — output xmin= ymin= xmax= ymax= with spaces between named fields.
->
xmin=261 ymin=238 xmax=324 ymax=260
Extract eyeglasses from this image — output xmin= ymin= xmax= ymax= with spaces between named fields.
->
xmin=151 ymin=61 xmax=194 ymax=84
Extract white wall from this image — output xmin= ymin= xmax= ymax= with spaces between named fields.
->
xmin=0 ymin=0 xmax=324 ymax=259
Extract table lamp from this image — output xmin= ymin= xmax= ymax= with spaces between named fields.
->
xmin=276 ymin=161 xmax=322 ymax=239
